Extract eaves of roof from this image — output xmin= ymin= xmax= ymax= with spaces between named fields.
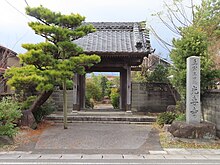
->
xmin=74 ymin=22 xmax=151 ymax=56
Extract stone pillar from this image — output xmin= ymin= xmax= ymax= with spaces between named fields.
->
xmin=126 ymin=66 xmax=131 ymax=111
xmin=186 ymin=56 xmax=201 ymax=124
xmin=73 ymin=73 xmax=80 ymax=111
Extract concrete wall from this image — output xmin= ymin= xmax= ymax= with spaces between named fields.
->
xmin=131 ymin=83 xmax=176 ymax=113
xmin=202 ymin=90 xmax=220 ymax=137
xmin=51 ymin=90 xmax=74 ymax=112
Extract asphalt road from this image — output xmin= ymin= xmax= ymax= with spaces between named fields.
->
xmin=1 ymin=159 xmax=220 ymax=165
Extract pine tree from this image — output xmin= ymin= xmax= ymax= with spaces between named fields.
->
xmin=5 ymin=6 xmax=100 ymax=127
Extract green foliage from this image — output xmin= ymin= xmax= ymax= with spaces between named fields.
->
xmin=175 ymin=100 xmax=185 ymax=113
xmin=132 ymin=65 xmax=170 ymax=83
xmin=66 ymin=80 xmax=74 ymax=90
xmin=100 ymin=76 xmax=108 ymax=98
xmin=85 ymin=74 xmax=118 ymax=108
xmin=131 ymin=71 xmax=148 ymax=83
xmin=33 ymin=98 xmax=57 ymax=123
xmin=147 ymin=64 xmax=170 ymax=83
xmin=170 ymin=26 xmax=218 ymax=99
xmin=4 ymin=6 xmax=100 ymax=114
xmin=110 ymin=88 xmax=120 ymax=109
xmin=20 ymin=96 xmax=37 ymax=110
xmin=156 ymin=112 xmax=177 ymax=127
xmin=175 ymin=113 xmax=186 ymax=121
xmin=86 ymin=80 xmax=102 ymax=102
xmin=85 ymin=97 xmax=94 ymax=109
xmin=194 ymin=0 xmax=220 ymax=39
xmin=0 ymin=97 xmax=22 ymax=137
xmin=21 ymin=96 xmax=56 ymax=123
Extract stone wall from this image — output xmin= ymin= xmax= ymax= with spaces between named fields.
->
xmin=131 ymin=83 xmax=176 ymax=113
xmin=51 ymin=90 xmax=74 ymax=112
xmin=202 ymin=90 xmax=220 ymax=137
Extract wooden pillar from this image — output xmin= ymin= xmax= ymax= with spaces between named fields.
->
xmin=120 ymin=71 xmax=122 ymax=109
xmin=73 ymin=73 xmax=80 ymax=111
xmin=120 ymin=68 xmax=127 ymax=111
xmin=126 ymin=66 xmax=131 ymax=111
xmin=79 ymin=74 xmax=86 ymax=109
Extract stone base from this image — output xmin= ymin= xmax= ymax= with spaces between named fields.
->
xmin=20 ymin=110 xmax=37 ymax=129
xmin=168 ymin=121 xmax=216 ymax=139
xmin=73 ymin=104 xmax=80 ymax=111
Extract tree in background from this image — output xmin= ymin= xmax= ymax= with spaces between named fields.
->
xmin=86 ymin=79 xmax=102 ymax=103
xmin=132 ymin=64 xmax=170 ymax=83
xmin=194 ymin=0 xmax=220 ymax=70
xmin=85 ymin=74 xmax=120 ymax=109
xmin=109 ymin=76 xmax=120 ymax=109
xmin=147 ymin=64 xmax=170 ymax=83
xmin=100 ymin=76 xmax=108 ymax=98
xmin=151 ymin=0 xmax=219 ymax=102
xmin=5 ymin=6 xmax=100 ymax=128
xmin=85 ymin=74 xmax=111 ymax=108
xmin=170 ymin=26 xmax=218 ymax=100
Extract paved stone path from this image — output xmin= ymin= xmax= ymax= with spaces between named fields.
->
xmin=8 ymin=122 xmax=220 ymax=161
xmin=0 ymin=148 xmax=220 ymax=160
xmin=16 ymin=123 xmax=161 ymax=154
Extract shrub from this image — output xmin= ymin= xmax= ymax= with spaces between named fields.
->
xmin=85 ymin=97 xmax=94 ymax=109
xmin=20 ymin=96 xmax=37 ymax=110
xmin=33 ymin=98 xmax=57 ymax=123
xmin=156 ymin=112 xmax=177 ymax=127
xmin=110 ymin=88 xmax=120 ymax=109
xmin=0 ymin=97 xmax=22 ymax=137
xmin=86 ymin=80 xmax=102 ymax=102
xmin=175 ymin=113 xmax=186 ymax=121
xmin=21 ymin=96 xmax=56 ymax=123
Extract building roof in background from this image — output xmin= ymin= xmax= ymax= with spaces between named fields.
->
xmin=74 ymin=22 xmax=151 ymax=56
xmin=0 ymin=45 xmax=18 ymax=73
xmin=0 ymin=45 xmax=17 ymax=56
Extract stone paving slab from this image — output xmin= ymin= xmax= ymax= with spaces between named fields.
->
xmin=211 ymin=150 xmax=220 ymax=154
xmin=149 ymin=150 xmax=167 ymax=155
xmin=184 ymin=154 xmax=207 ymax=159
xmin=203 ymin=155 xmax=220 ymax=159
xmin=144 ymin=155 xmax=165 ymax=159
xmin=60 ymin=154 xmax=82 ymax=159
xmin=187 ymin=149 xmax=217 ymax=154
xmin=18 ymin=154 xmax=41 ymax=159
xmin=102 ymin=154 xmax=123 ymax=159
xmin=164 ymin=148 xmax=191 ymax=155
xmin=38 ymin=154 xmax=62 ymax=159
xmin=163 ymin=154 xmax=186 ymax=159
xmin=0 ymin=153 xmax=220 ymax=160
xmin=82 ymin=154 xmax=103 ymax=159
xmin=0 ymin=154 xmax=21 ymax=159
xmin=123 ymin=154 xmax=145 ymax=159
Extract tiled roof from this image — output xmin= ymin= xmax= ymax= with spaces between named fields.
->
xmin=74 ymin=22 xmax=151 ymax=56
xmin=0 ymin=45 xmax=17 ymax=56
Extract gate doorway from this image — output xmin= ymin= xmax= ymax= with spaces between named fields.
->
xmin=85 ymin=72 xmax=120 ymax=110
xmin=73 ymin=22 xmax=151 ymax=111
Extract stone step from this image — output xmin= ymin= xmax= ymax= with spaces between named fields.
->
xmin=45 ymin=112 xmax=157 ymax=124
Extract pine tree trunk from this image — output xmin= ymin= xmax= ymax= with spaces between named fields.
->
xmin=63 ymin=79 xmax=68 ymax=129
xmin=29 ymin=90 xmax=53 ymax=113
xmin=20 ymin=90 xmax=53 ymax=129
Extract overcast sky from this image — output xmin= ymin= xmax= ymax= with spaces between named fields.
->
xmin=0 ymin=0 xmax=201 ymax=60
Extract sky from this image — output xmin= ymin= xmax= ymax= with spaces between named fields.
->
xmin=0 ymin=0 xmax=202 ymax=61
